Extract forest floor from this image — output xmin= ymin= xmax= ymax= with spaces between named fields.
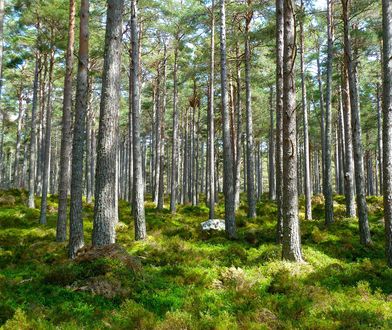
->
xmin=1 ymin=190 xmax=392 ymax=329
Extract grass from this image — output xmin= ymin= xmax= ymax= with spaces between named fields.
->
xmin=1 ymin=189 xmax=392 ymax=329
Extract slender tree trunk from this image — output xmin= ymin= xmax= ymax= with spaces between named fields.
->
xmin=342 ymin=0 xmax=371 ymax=245
xmin=382 ymin=0 xmax=392 ymax=266
xmin=244 ymin=6 xmax=256 ymax=218
xmin=131 ymin=0 xmax=146 ymax=240
xmin=338 ymin=93 xmax=345 ymax=195
xmin=69 ymin=0 xmax=89 ymax=258
xmin=207 ymin=3 xmax=215 ymax=218
xmin=28 ymin=52 xmax=40 ymax=208
xmin=220 ymin=0 xmax=236 ymax=238
xmin=269 ymin=87 xmax=276 ymax=201
xmin=300 ymin=2 xmax=312 ymax=220
xmin=57 ymin=0 xmax=76 ymax=242
xmin=153 ymin=67 xmax=161 ymax=205
xmin=39 ymin=47 xmax=54 ymax=225
xmin=92 ymin=0 xmax=124 ymax=246
xmin=170 ymin=41 xmax=179 ymax=212
xmin=0 ymin=0 xmax=4 ymax=187
xmin=317 ymin=46 xmax=325 ymax=197
xmin=324 ymin=0 xmax=334 ymax=225
xmin=157 ymin=44 xmax=167 ymax=210
xmin=377 ymin=83 xmax=383 ymax=194
xmin=342 ymin=66 xmax=356 ymax=217
xmin=275 ymin=0 xmax=284 ymax=243
xmin=234 ymin=43 xmax=242 ymax=210
xmin=282 ymin=0 xmax=302 ymax=262
xmin=14 ymin=89 xmax=25 ymax=188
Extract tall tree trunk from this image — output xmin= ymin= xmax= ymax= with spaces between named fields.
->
xmin=382 ymin=0 xmax=392 ymax=266
xmin=269 ymin=87 xmax=276 ymax=200
xmin=324 ymin=0 xmax=334 ymax=225
xmin=39 ymin=47 xmax=55 ymax=225
xmin=275 ymin=0 xmax=284 ymax=243
xmin=92 ymin=0 xmax=124 ymax=246
xmin=0 ymin=0 xmax=4 ymax=187
xmin=57 ymin=0 xmax=76 ymax=242
xmin=220 ymin=0 xmax=236 ymax=238
xmin=282 ymin=0 xmax=302 ymax=262
xmin=316 ymin=45 xmax=325 ymax=197
xmin=342 ymin=66 xmax=356 ymax=217
xmin=14 ymin=89 xmax=25 ymax=187
xmin=342 ymin=0 xmax=371 ymax=245
xmin=377 ymin=83 xmax=383 ymax=195
xmin=300 ymin=1 xmax=312 ymax=220
xmin=69 ymin=0 xmax=89 ymax=258
xmin=153 ymin=67 xmax=161 ymax=205
xmin=338 ymin=93 xmax=345 ymax=195
xmin=234 ymin=43 xmax=242 ymax=210
xmin=157 ymin=44 xmax=167 ymax=210
xmin=170 ymin=40 xmax=179 ymax=213
xmin=131 ymin=0 xmax=146 ymax=240
xmin=208 ymin=3 xmax=215 ymax=218
xmin=245 ymin=3 xmax=256 ymax=218
xmin=28 ymin=52 xmax=40 ymax=208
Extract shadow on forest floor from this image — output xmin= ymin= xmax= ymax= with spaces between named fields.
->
xmin=1 ymin=189 xmax=392 ymax=329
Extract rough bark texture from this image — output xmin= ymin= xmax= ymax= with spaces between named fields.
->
xmin=0 ymin=0 xmax=3 ymax=187
xmin=269 ymin=87 xmax=276 ymax=201
xmin=377 ymin=83 xmax=383 ymax=195
xmin=382 ymin=0 xmax=392 ymax=266
xmin=220 ymin=0 xmax=236 ymax=239
xmin=69 ymin=0 xmax=89 ymax=258
xmin=245 ymin=4 xmax=256 ymax=219
xmin=57 ymin=0 xmax=76 ymax=242
xmin=342 ymin=0 xmax=371 ymax=245
xmin=28 ymin=53 xmax=40 ymax=208
xmin=157 ymin=44 xmax=167 ymax=210
xmin=342 ymin=66 xmax=356 ymax=217
xmin=92 ymin=0 xmax=124 ymax=246
xmin=39 ymin=48 xmax=55 ymax=225
xmin=324 ymin=0 xmax=334 ymax=225
xmin=282 ymin=0 xmax=302 ymax=262
xmin=170 ymin=42 xmax=179 ymax=213
xmin=275 ymin=0 xmax=284 ymax=243
xmin=208 ymin=3 xmax=215 ymax=219
xmin=300 ymin=1 xmax=312 ymax=220
xmin=131 ymin=0 xmax=147 ymax=240
xmin=234 ymin=43 xmax=242 ymax=210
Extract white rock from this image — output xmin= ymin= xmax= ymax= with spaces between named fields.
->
xmin=201 ymin=219 xmax=226 ymax=231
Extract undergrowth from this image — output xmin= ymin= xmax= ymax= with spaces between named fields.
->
xmin=1 ymin=190 xmax=392 ymax=329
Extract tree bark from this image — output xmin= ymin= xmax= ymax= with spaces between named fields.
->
xmin=382 ymin=0 xmax=392 ymax=266
xmin=275 ymin=0 xmax=284 ymax=243
xmin=342 ymin=0 xmax=371 ymax=245
xmin=269 ymin=87 xmax=276 ymax=201
xmin=377 ymin=83 xmax=383 ymax=195
xmin=208 ymin=2 xmax=215 ymax=218
xmin=324 ymin=0 xmax=334 ymax=225
xmin=131 ymin=0 xmax=147 ymax=240
xmin=170 ymin=40 xmax=179 ymax=213
xmin=39 ymin=47 xmax=55 ymax=225
xmin=69 ymin=0 xmax=89 ymax=258
xmin=57 ymin=0 xmax=76 ymax=242
xmin=28 ymin=51 xmax=40 ymax=208
xmin=282 ymin=0 xmax=302 ymax=262
xmin=245 ymin=2 xmax=256 ymax=218
xmin=220 ymin=0 xmax=236 ymax=238
xmin=300 ymin=1 xmax=312 ymax=220
xmin=92 ymin=0 xmax=124 ymax=246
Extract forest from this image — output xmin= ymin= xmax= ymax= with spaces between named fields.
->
xmin=1 ymin=0 xmax=392 ymax=328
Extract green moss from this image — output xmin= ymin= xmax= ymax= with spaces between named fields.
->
xmin=1 ymin=190 xmax=392 ymax=329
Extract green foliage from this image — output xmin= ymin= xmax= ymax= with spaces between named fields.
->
xmin=1 ymin=190 xmax=392 ymax=329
